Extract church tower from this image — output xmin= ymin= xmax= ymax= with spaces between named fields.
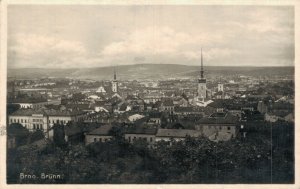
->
xmin=112 ymin=68 xmax=118 ymax=93
xmin=197 ymin=49 xmax=207 ymax=99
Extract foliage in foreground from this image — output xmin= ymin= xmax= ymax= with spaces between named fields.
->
xmin=7 ymin=122 xmax=294 ymax=184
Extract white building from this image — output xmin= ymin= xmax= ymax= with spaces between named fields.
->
xmin=8 ymin=108 xmax=87 ymax=132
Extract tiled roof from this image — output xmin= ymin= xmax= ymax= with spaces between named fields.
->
xmin=197 ymin=113 xmax=238 ymax=125
xmin=8 ymin=98 xmax=48 ymax=104
xmin=86 ymin=125 xmax=113 ymax=136
xmin=44 ymin=109 xmax=85 ymax=116
xmin=174 ymin=106 xmax=203 ymax=113
xmin=64 ymin=122 xmax=101 ymax=136
xmin=207 ymin=99 xmax=233 ymax=108
xmin=148 ymin=112 xmax=162 ymax=118
xmin=10 ymin=107 xmax=86 ymax=117
xmin=119 ymin=103 xmax=128 ymax=111
xmin=125 ymin=126 xmax=157 ymax=135
xmin=10 ymin=108 xmax=45 ymax=116
xmin=156 ymin=129 xmax=202 ymax=138
xmin=144 ymin=92 xmax=163 ymax=98
xmin=272 ymin=102 xmax=294 ymax=110
xmin=162 ymin=99 xmax=174 ymax=106
xmin=65 ymin=103 xmax=92 ymax=110
xmin=93 ymin=101 xmax=106 ymax=106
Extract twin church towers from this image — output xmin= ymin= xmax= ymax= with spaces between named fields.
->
xmin=111 ymin=49 xmax=207 ymax=100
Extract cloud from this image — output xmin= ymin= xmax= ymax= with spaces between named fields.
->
xmin=10 ymin=33 xmax=86 ymax=56
xmin=9 ymin=33 xmax=88 ymax=68
xmin=98 ymin=26 xmax=231 ymax=65
xmin=8 ymin=6 xmax=294 ymax=68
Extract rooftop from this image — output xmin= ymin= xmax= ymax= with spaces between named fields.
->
xmin=10 ymin=107 xmax=86 ymax=117
xmin=86 ymin=124 xmax=113 ymax=136
xmin=156 ymin=129 xmax=202 ymax=138
xmin=8 ymin=98 xmax=48 ymax=104
xmin=197 ymin=112 xmax=238 ymax=125
xmin=125 ymin=126 xmax=157 ymax=135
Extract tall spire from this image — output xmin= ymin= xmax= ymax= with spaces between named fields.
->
xmin=200 ymin=48 xmax=204 ymax=79
xmin=114 ymin=67 xmax=116 ymax=80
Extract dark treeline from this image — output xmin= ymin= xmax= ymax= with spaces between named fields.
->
xmin=7 ymin=121 xmax=294 ymax=184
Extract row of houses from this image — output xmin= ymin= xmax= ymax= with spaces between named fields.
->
xmin=48 ymin=112 xmax=240 ymax=145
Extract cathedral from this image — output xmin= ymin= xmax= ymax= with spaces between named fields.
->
xmin=193 ymin=49 xmax=213 ymax=107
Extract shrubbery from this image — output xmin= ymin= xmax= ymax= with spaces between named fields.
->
xmin=7 ymin=122 xmax=294 ymax=184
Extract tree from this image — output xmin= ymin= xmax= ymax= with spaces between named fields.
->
xmin=29 ymin=130 xmax=45 ymax=143
xmin=52 ymin=124 xmax=66 ymax=147
xmin=7 ymin=123 xmax=30 ymax=146
xmin=7 ymin=104 xmax=20 ymax=115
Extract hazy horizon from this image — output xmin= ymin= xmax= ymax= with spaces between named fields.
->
xmin=7 ymin=63 xmax=295 ymax=70
xmin=8 ymin=5 xmax=294 ymax=68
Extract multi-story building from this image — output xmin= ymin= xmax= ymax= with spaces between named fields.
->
xmin=85 ymin=125 xmax=113 ymax=144
xmin=124 ymin=127 xmax=157 ymax=146
xmin=156 ymin=129 xmax=202 ymax=142
xmin=8 ymin=108 xmax=87 ymax=132
xmin=195 ymin=112 xmax=239 ymax=141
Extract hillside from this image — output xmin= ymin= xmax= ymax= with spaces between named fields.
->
xmin=8 ymin=64 xmax=294 ymax=80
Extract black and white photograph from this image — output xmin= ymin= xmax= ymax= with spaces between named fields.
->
xmin=0 ymin=1 xmax=298 ymax=187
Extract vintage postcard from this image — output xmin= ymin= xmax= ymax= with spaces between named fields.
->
xmin=0 ymin=0 xmax=299 ymax=188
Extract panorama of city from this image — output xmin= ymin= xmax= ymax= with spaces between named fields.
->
xmin=6 ymin=5 xmax=294 ymax=184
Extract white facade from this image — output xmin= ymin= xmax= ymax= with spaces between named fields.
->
xmin=218 ymin=83 xmax=224 ymax=92
xmin=112 ymin=81 xmax=118 ymax=93
xmin=197 ymin=81 xmax=207 ymax=99
xmin=128 ymin=114 xmax=145 ymax=122
xmin=9 ymin=114 xmax=48 ymax=131
xmin=9 ymin=113 xmax=86 ymax=132
xmin=96 ymin=86 xmax=106 ymax=93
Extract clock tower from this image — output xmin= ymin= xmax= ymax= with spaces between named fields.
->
xmin=112 ymin=68 xmax=118 ymax=93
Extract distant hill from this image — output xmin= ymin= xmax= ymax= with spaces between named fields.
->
xmin=8 ymin=64 xmax=294 ymax=80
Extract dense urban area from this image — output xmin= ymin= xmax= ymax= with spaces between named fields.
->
xmin=6 ymin=62 xmax=294 ymax=183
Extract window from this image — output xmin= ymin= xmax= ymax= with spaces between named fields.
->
xmin=133 ymin=136 xmax=136 ymax=141
xmin=14 ymin=119 xmax=16 ymax=123
xmin=33 ymin=124 xmax=36 ymax=129
xmin=128 ymin=136 xmax=131 ymax=142
xmin=100 ymin=138 xmax=102 ymax=142
xmin=227 ymin=127 xmax=231 ymax=130
xmin=25 ymin=120 xmax=27 ymax=123
xmin=94 ymin=138 xmax=97 ymax=142
xmin=219 ymin=126 xmax=222 ymax=130
xmin=21 ymin=119 xmax=23 ymax=123
xmin=150 ymin=137 xmax=153 ymax=142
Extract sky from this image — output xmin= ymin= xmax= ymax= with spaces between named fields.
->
xmin=8 ymin=5 xmax=294 ymax=68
